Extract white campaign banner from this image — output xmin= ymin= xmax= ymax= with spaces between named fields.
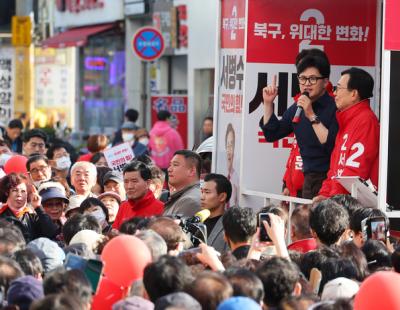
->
xmin=213 ymin=0 xmax=245 ymax=208
xmin=104 ymin=142 xmax=135 ymax=174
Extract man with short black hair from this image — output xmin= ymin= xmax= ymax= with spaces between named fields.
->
xmin=164 ymin=150 xmax=202 ymax=217
xmin=43 ymin=268 xmax=92 ymax=309
xmin=222 ymin=207 xmax=257 ymax=259
xmin=149 ymin=110 xmax=184 ymax=170
xmin=112 ymin=161 xmax=164 ymax=230
xmin=26 ymin=155 xmax=52 ymax=188
xmin=22 ymin=129 xmax=48 ymax=156
xmin=309 ymin=199 xmax=349 ymax=247
xmin=201 ymin=173 xmax=231 ymax=253
xmin=316 ymin=67 xmax=379 ymax=200
xmin=261 ymin=53 xmax=338 ymax=198
xmin=143 ymin=255 xmax=194 ymax=302
xmin=3 ymin=119 xmax=23 ymax=153
xmin=256 ymin=257 xmax=302 ymax=308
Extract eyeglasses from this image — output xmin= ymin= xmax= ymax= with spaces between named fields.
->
xmin=333 ymin=85 xmax=350 ymax=92
xmin=30 ymin=165 xmax=49 ymax=175
xmin=297 ymin=75 xmax=325 ymax=85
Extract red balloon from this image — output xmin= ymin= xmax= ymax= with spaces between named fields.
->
xmin=92 ymin=277 xmax=125 ymax=310
xmin=354 ymin=271 xmax=400 ymax=310
xmin=101 ymin=235 xmax=152 ymax=287
xmin=4 ymin=155 xmax=28 ymax=175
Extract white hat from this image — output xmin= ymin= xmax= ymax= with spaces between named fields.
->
xmin=65 ymin=194 xmax=86 ymax=215
xmin=321 ymin=277 xmax=359 ymax=301
xmin=69 ymin=230 xmax=104 ymax=251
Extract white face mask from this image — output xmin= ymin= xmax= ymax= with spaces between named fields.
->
xmin=0 ymin=153 xmax=12 ymax=167
xmin=56 ymin=156 xmax=71 ymax=170
xmin=91 ymin=209 xmax=107 ymax=227
xmin=139 ymin=137 xmax=149 ymax=145
xmin=122 ymin=133 xmax=135 ymax=142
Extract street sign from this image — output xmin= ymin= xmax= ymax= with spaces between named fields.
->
xmin=132 ymin=27 xmax=165 ymax=61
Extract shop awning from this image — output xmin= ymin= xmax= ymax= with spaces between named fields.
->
xmin=41 ymin=23 xmax=115 ymax=48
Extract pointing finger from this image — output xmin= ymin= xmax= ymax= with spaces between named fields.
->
xmin=272 ymin=74 xmax=277 ymax=88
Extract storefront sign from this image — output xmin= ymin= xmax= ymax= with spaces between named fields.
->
xmin=0 ymin=48 xmax=15 ymax=125
xmin=104 ymin=142 xmax=135 ymax=174
xmin=11 ymin=16 xmax=32 ymax=47
xmin=132 ymin=27 xmax=165 ymax=61
xmin=151 ymin=95 xmax=188 ymax=148
xmin=54 ymin=0 xmax=123 ymax=28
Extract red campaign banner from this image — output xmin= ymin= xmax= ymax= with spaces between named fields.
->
xmin=151 ymin=96 xmax=188 ymax=148
xmin=385 ymin=0 xmax=400 ymax=51
xmin=221 ymin=0 xmax=245 ymax=48
xmin=247 ymin=0 xmax=377 ymax=66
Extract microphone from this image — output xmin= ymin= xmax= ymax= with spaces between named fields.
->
xmin=292 ymin=91 xmax=309 ymax=124
xmin=187 ymin=209 xmax=211 ymax=224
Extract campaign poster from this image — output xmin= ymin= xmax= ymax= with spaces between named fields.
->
xmin=241 ymin=0 xmax=378 ymax=195
xmin=214 ymin=0 xmax=245 ymax=207
xmin=104 ymin=142 xmax=135 ymax=174
xmin=151 ymin=95 xmax=188 ymax=148
xmin=0 ymin=48 xmax=15 ymax=125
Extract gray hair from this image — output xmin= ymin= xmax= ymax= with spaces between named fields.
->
xmin=70 ymin=161 xmax=97 ymax=179
xmin=136 ymin=229 xmax=167 ymax=261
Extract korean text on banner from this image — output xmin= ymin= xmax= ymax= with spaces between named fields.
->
xmin=241 ymin=0 xmax=378 ymax=195
xmin=104 ymin=143 xmax=135 ymax=174
xmin=214 ymin=0 xmax=245 ymax=208
xmin=0 ymin=48 xmax=15 ymax=125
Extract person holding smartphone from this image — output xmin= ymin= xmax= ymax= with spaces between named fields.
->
xmin=0 ymin=173 xmax=58 ymax=242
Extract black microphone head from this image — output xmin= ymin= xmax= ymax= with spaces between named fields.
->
xmin=302 ymin=91 xmax=310 ymax=98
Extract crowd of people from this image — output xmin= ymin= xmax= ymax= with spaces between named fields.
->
xmin=0 ymin=47 xmax=397 ymax=310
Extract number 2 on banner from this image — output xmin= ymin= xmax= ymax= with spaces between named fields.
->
xmin=299 ymin=9 xmax=324 ymax=52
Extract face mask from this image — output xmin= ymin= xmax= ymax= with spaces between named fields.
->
xmin=122 ymin=133 xmax=135 ymax=142
xmin=91 ymin=209 xmax=107 ymax=227
xmin=139 ymin=137 xmax=149 ymax=145
xmin=56 ymin=156 xmax=71 ymax=170
xmin=0 ymin=153 xmax=12 ymax=167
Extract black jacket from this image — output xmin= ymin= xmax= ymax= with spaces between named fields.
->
xmin=0 ymin=205 xmax=58 ymax=243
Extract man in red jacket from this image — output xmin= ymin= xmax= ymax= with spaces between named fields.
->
xmin=315 ymin=67 xmax=379 ymax=200
xmin=112 ymin=161 xmax=164 ymax=230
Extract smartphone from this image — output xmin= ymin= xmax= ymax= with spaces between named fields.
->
xmin=259 ymin=213 xmax=271 ymax=242
xmin=64 ymin=253 xmax=103 ymax=293
xmin=361 ymin=216 xmax=387 ymax=243
xmin=178 ymin=247 xmax=202 ymax=265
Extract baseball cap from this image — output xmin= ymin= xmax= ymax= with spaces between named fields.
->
xmin=39 ymin=186 xmax=69 ymax=204
xmin=102 ymin=170 xmax=123 ymax=187
xmin=321 ymin=277 xmax=359 ymax=301
xmin=121 ymin=121 xmax=139 ymax=131
xmin=66 ymin=194 xmax=86 ymax=216
xmin=98 ymin=191 xmax=122 ymax=204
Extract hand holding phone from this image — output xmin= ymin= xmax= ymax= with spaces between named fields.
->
xmin=259 ymin=213 xmax=271 ymax=242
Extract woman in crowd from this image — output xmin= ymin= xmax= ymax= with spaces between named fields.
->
xmin=0 ymin=173 xmax=58 ymax=242
xmin=79 ymin=197 xmax=111 ymax=233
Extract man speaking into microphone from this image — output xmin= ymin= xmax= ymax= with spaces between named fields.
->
xmin=259 ymin=53 xmax=338 ymax=198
